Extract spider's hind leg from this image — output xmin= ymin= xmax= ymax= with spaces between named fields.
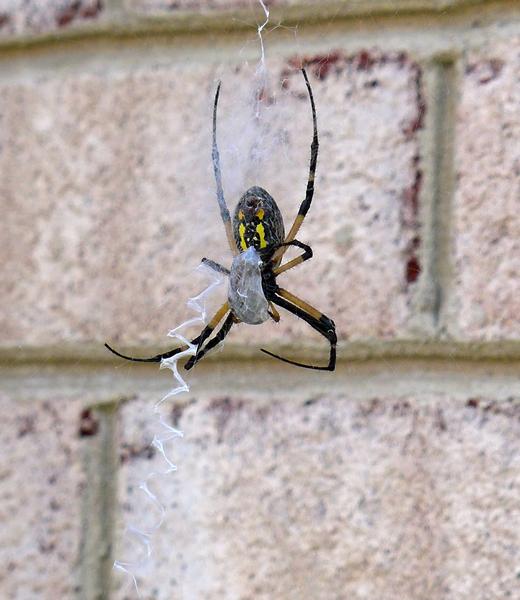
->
xmin=261 ymin=288 xmax=336 ymax=371
xmin=183 ymin=301 xmax=230 ymax=370
xmin=104 ymin=336 xmax=202 ymax=364
xmin=184 ymin=311 xmax=235 ymax=370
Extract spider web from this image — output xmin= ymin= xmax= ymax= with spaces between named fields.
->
xmin=113 ymin=263 xmax=225 ymax=596
xmin=113 ymin=0 xmax=278 ymax=598
xmin=111 ymin=2 xmax=292 ymax=596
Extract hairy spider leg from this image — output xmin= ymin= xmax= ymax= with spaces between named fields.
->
xmin=273 ymin=239 xmax=313 ymax=276
xmin=185 ymin=311 xmax=235 ymax=370
xmin=273 ymin=68 xmax=318 ymax=265
xmin=212 ymin=82 xmax=238 ymax=256
xmin=260 ymin=288 xmax=336 ymax=371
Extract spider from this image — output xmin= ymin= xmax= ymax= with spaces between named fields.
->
xmin=105 ymin=68 xmax=336 ymax=371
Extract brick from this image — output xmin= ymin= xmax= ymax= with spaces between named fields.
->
xmin=451 ymin=40 xmax=520 ymax=340
xmin=124 ymin=0 xmax=312 ymax=13
xmin=0 ymin=393 xmax=88 ymax=598
xmin=116 ymin=390 xmax=520 ymax=599
xmin=0 ymin=0 xmax=103 ymax=38
xmin=0 ymin=52 xmax=423 ymax=352
xmin=124 ymin=0 xmax=473 ymax=16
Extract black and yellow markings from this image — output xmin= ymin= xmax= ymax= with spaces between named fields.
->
xmin=237 ymin=207 xmax=270 ymax=251
xmin=255 ymin=208 xmax=267 ymax=248
xmin=238 ymin=222 xmax=247 ymax=251
xmin=255 ymin=222 xmax=267 ymax=248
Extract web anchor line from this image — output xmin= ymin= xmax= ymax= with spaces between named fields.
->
xmin=113 ymin=265 xmax=225 ymax=596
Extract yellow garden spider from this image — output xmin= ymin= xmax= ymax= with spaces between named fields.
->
xmin=105 ymin=68 xmax=336 ymax=371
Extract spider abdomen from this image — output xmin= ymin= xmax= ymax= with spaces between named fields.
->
xmin=228 ymin=247 xmax=270 ymax=325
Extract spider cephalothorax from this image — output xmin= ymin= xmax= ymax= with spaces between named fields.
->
xmin=105 ymin=68 xmax=337 ymax=371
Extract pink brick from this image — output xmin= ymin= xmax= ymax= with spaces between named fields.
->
xmin=125 ymin=0 xmax=286 ymax=13
xmin=0 ymin=393 xmax=88 ymax=598
xmin=0 ymin=52 xmax=423 ymax=354
xmin=116 ymin=390 xmax=520 ymax=599
xmin=452 ymin=40 xmax=520 ymax=339
xmin=0 ymin=0 xmax=103 ymax=38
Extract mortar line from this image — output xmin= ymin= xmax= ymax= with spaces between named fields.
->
xmin=79 ymin=402 xmax=119 ymax=600
xmin=0 ymin=0 xmax=519 ymax=55
xmin=99 ymin=403 xmax=119 ymax=600
xmin=429 ymin=57 xmax=458 ymax=332
xmin=3 ymin=340 xmax=520 ymax=369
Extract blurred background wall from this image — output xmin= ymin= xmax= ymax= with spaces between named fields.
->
xmin=1 ymin=0 xmax=520 ymax=598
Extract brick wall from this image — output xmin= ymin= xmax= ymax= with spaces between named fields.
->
xmin=1 ymin=1 xmax=520 ymax=598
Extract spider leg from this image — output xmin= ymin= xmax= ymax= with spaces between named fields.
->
xmin=201 ymin=257 xmax=230 ymax=275
xmin=268 ymin=302 xmax=280 ymax=323
xmin=273 ymin=68 xmax=318 ymax=265
xmin=184 ymin=311 xmax=235 ymax=370
xmin=272 ymin=240 xmax=313 ymax=276
xmin=260 ymin=288 xmax=336 ymax=371
xmin=183 ymin=301 xmax=230 ymax=369
xmin=212 ymin=82 xmax=238 ymax=256
xmin=105 ymin=302 xmax=230 ymax=367
xmin=104 ymin=337 xmax=201 ymax=363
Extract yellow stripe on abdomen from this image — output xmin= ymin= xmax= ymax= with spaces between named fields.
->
xmin=239 ymin=223 xmax=247 ymax=251
xmin=256 ymin=223 xmax=267 ymax=249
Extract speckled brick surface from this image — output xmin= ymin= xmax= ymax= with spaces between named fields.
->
xmin=115 ymin=390 xmax=520 ymax=600
xmin=0 ymin=392 xmax=87 ymax=599
xmin=451 ymin=39 xmax=520 ymax=340
xmin=0 ymin=0 xmax=103 ymax=38
xmin=0 ymin=51 xmax=423 ymax=350
xmin=124 ymin=0 xmax=290 ymax=14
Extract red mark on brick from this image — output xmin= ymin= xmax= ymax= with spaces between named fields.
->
xmin=406 ymin=254 xmax=421 ymax=284
xmin=81 ymin=0 xmax=103 ymax=19
xmin=466 ymin=58 xmax=504 ymax=85
xmin=355 ymin=49 xmax=377 ymax=71
xmin=56 ymin=0 xmax=102 ymax=28
xmin=17 ymin=415 xmax=36 ymax=437
xmin=78 ymin=408 xmax=99 ymax=437
xmin=120 ymin=442 xmax=155 ymax=463
xmin=402 ymin=165 xmax=423 ymax=286
xmin=465 ymin=397 xmax=520 ymax=418
xmin=288 ymin=51 xmax=343 ymax=80
xmin=208 ymin=396 xmax=244 ymax=443
xmin=401 ymin=64 xmax=426 ymax=287
xmin=402 ymin=64 xmax=426 ymax=139
xmin=402 ymin=167 xmax=422 ymax=227
xmin=0 ymin=13 xmax=10 ymax=29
